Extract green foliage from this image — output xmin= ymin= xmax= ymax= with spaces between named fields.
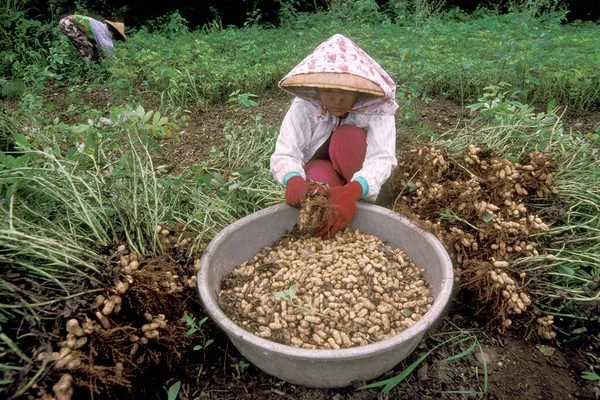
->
xmin=0 ymin=105 xmax=19 ymax=151
xmin=244 ymin=8 xmax=267 ymax=28
xmin=166 ymin=381 xmax=181 ymax=400
xmin=581 ymin=371 xmax=600 ymax=387
xmin=147 ymin=11 xmax=190 ymax=39
xmin=184 ymin=314 xmax=214 ymax=351
xmin=1 ymin=8 xmax=588 ymax=115
xmin=0 ymin=5 xmax=53 ymax=78
xmin=1 ymin=1 xmax=599 ymax=117
xmin=438 ymin=6 xmax=470 ymax=22
xmin=358 ymin=329 xmax=487 ymax=397
xmin=461 ymin=82 xmax=561 ymax=158
xmin=273 ymin=284 xmax=297 ymax=303
xmin=467 ymin=82 xmax=536 ymax=124
xmin=383 ymin=0 xmax=447 ymax=26
xmin=276 ymin=0 xmax=303 ymax=29
xmin=116 ymin=104 xmax=179 ymax=138
xmin=395 ymin=81 xmax=432 ymax=127
xmin=200 ymin=6 xmax=223 ymax=34
xmin=231 ymin=360 xmax=250 ymax=378
xmin=328 ymin=0 xmax=387 ymax=25
xmin=191 ymin=113 xmax=282 ymax=218
xmin=227 ymin=90 xmax=258 ymax=111
xmin=274 ymin=285 xmax=324 ymax=316
xmin=507 ymin=0 xmax=568 ymax=21
xmin=0 ymin=78 xmax=24 ymax=98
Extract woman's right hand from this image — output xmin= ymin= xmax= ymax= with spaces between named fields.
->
xmin=285 ymin=176 xmax=309 ymax=208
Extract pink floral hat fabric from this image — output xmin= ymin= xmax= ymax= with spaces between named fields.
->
xmin=279 ymin=33 xmax=398 ymax=116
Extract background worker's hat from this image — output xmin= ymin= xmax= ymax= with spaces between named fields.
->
xmin=280 ymin=72 xmax=384 ymax=97
xmin=105 ymin=20 xmax=126 ymax=40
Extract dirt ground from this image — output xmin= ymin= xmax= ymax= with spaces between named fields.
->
xmin=174 ymin=305 xmax=599 ymax=400
xmin=146 ymin=91 xmax=600 ymax=400
xmin=17 ymin=86 xmax=600 ymax=400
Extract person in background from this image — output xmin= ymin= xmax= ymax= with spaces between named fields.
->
xmin=59 ymin=14 xmax=126 ymax=62
xmin=270 ymin=33 xmax=398 ymax=238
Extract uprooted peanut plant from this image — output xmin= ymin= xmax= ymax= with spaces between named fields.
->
xmin=390 ymin=144 xmax=559 ymax=339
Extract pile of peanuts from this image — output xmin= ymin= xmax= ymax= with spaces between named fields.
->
xmin=115 ymin=245 xmax=137 ymax=294
xmin=185 ymin=259 xmax=201 ymax=288
xmin=536 ymin=315 xmax=557 ymax=340
xmin=36 ymin=318 xmax=90 ymax=371
xmin=488 ymin=265 xmax=532 ymax=327
xmin=219 ymin=229 xmax=433 ymax=350
xmin=28 ymin=373 xmax=73 ymax=400
xmin=141 ymin=313 xmax=167 ymax=340
xmin=91 ymin=293 xmax=123 ymax=329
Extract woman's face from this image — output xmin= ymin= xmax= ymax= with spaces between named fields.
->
xmin=317 ymin=88 xmax=359 ymax=117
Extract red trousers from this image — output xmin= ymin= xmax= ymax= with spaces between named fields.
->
xmin=304 ymin=124 xmax=367 ymax=190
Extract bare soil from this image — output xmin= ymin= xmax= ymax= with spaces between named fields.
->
xmin=13 ymin=86 xmax=600 ymax=400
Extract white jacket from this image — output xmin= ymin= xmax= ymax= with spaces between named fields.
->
xmin=270 ymin=97 xmax=397 ymax=201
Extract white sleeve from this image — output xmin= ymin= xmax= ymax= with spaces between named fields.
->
xmin=352 ymin=114 xmax=397 ymax=201
xmin=270 ymin=99 xmax=315 ymax=185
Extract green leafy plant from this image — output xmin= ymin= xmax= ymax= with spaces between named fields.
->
xmin=274 ymin=285 xmax=323 ymax=316
xmin=200 ymin=5 xmax=223 ymax=33
xmin=358 ymin=329 xmax=488 ymax=397
xmin=274 ymin=284 xmax=299 ymax=305
xmin=440 ymin=208 xmax=482 ymax=231
xmin=581 ymin=370 xmax=600 ymax=387
xmin=227 ymin=90 xmax=259 ymax=111
xmin=115 ymin=104 xmax=179 ymax=139
xmin=384 ymin=0 xmax=446 ymax=27
xmin=231 ymin=360 xmax=250 ymax=378
xmin=395 ymin=82 xmax=432 ymax=128
xmin=184 ymin=314 xmax=214 ymax=351
xmin=148 ymin=11 xmax=190 ymax=39
xmin=166 ymin=381 xmax=181 ymax=400
xmin=466 ymin=82 xmax=530 ymax=123
xmin=0 ymin=78 xmax=24 ymax=99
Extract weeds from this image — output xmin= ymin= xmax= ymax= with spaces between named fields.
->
xmin=183 ymin=314 xmax=214 ymax=351
xmin=273 ymin=285 xmax=332 ymax=318
xmin=274 ymin=285 xmax=308 ymax=312
xmin=358 ymin=329 xmax=488 ymax=397
xmin=581 ymin=370 xmax=600 ymax=387
xmin=5 ymin=4 xmax=599 ymax=115
xmin=230 ymin=359 xmax=250 ymax=379
xmin=227 ymin=90 xmax=259 ymax=111
xmin=166 ymin=381 xmax=182 ymax=400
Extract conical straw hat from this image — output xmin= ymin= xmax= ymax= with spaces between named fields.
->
xmin=280 ymin=72 xmax=384 ymax=97
xmin=105 ymin=20 xmax=126 ymax=40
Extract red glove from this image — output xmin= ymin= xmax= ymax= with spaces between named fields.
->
xmin=285 ymin=176 xmax=309 ymax=208
xmin=315 ymin=181 xmax=363 ymax=238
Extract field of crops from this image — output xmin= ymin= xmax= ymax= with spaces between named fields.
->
xmin=1 ymin=2 xmax=599 ymax=399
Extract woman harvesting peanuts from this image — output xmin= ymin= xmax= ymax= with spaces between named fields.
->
xmin=270 ymin=33 xmax=398 ymax=237
xmin=59 ymin=14 xmax=126 ymax=62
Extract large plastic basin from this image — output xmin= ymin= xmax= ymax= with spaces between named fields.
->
xmin=197 ymin=203 xmax=453 ymax=388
